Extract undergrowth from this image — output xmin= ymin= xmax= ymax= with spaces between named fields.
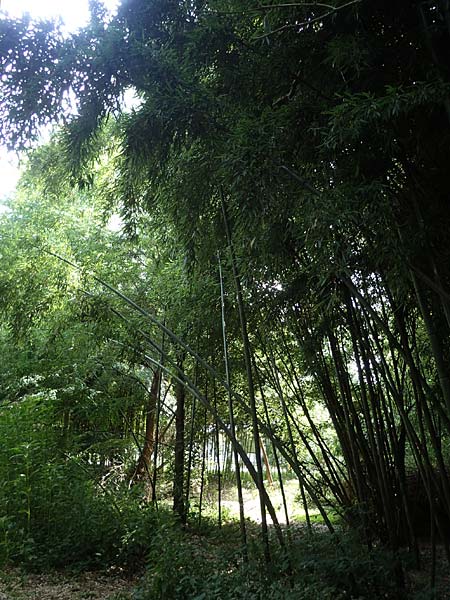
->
xmin=133 ymin=519 xmax=406 ymax=600
xmin=0 ymin=398 xmax=435 ymax=598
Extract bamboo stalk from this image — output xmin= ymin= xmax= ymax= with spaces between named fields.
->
xmin=220 ymin=191 xmax=272 ymax=562
xmin=218 ymin=252 xmax=248 ymax=559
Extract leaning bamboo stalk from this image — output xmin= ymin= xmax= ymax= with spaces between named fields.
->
xmin=118 ymin=308 xmax=327 ymax=537
xmin=345 ymin=294 xmax=398 ymax=544
xmin=220 ymin=192 xmax=271 ymax=562
xmin=47 ymin=248 xmax=291 ymax=546
xmin=265 ymin=324 xmax=348 ymax=496
xmin=253 ymin=363 xmax=290 ymax=530
xmin=365 ymin=290 xmax=450 ymax=559
xmin=173 ymin=357 xmax=186 ymax=524
xmin=345 ymin=274 xmax=450 ymax=434
xmin=140 ymin=346 xmax=286 ymax=547
xmin=185 ymin=394 xmax=197 ymax=518
xmin=152 ymin=326 xmax=165 ymax=504
xmin=198 ymin=403 xmax=208 ymax=526
xmin=185 ymin=355 xmax=200 ymax=518
xmin=212 ymin=378 xmax=223 ymax=528
xmin=218 ymin=252 xmax=247 ymax=559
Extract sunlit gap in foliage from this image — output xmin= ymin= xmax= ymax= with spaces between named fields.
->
xmin=1 ymin=0 xmax=121 ymax=32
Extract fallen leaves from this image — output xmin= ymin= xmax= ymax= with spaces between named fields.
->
xmin=0 ymin=568 xmax=136 ymax=600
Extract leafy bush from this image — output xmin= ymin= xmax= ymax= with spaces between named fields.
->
xmin=0 ymin=397 xmax=406 ymax=599
xmin=0 ymin=396 xmax=156 ymax=570
xmin=133 ymin=524 xmax=403 ymax=600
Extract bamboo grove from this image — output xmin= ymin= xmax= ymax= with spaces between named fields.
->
xmin=1 ymin=0 xmax=450 ymax=592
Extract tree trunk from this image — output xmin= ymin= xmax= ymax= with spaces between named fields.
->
xmin=173 ymin=368 xmax=186 ymax=524
xmin=130 ymin=369 xmax=160 ymax=486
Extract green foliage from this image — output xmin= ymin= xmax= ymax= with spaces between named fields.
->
xmin=133 ymin=524 xmax=403 ymax=600
xmin=1 ymin=0 xmax=450 ymax=595
xmin=0 ymin=394 xmax=149 ymax=570
xmin=0 ymin=170 xmax=185 ymax=572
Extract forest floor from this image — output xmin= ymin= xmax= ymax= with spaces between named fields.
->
xmin=1 ymin=538 xmax=450 ymax=599
xmin=0 ymin=568 xmax=136 ymax=600
xmin=1 ymin=482 xmax=449 ymax=600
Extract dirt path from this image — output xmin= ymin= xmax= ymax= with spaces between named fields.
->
xmin=0 ymin=568 xmax=136 ymax=600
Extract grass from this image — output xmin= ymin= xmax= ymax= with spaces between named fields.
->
xmin=199 ymin=476 xmax=338 ymax=526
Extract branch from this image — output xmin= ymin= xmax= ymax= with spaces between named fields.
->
xmin=280 ymin=165 xmax=321 ymax=196
xmin=409 ymin=264 xmax=450 ymax=304
xmin=215 ymin=3 xmax=339 ymax=14
xmin=258 ymin=3 xmax=339 ymax=9
xmin=253 ymin=0 xmax=362 ymax=39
